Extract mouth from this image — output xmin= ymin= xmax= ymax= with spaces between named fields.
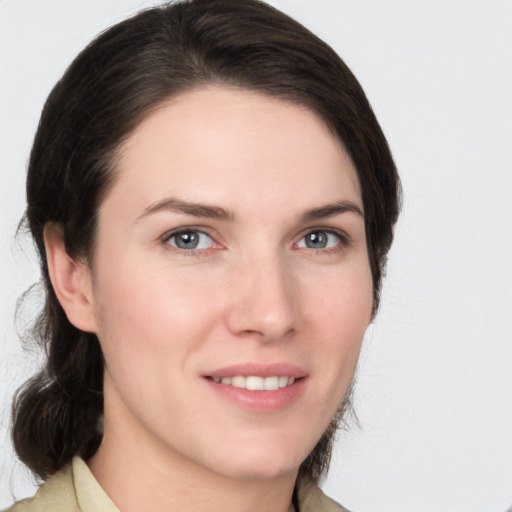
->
xmin=205 ymin=375 xmax=298 ymax=391
xmin=203 ymin=362 xmax=309 ymax=413
xmin=203 ymin=364 xmax=307 ymax=411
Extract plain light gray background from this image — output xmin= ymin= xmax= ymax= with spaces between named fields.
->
xmin=1 ymin=1 xmax=511 ymax=511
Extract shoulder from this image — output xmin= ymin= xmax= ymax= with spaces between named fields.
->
xmin=4 ymin=463 xmax=78 ymax=512
xmin=297 ymin=478 xmax=352 ymax=512
xmin=5 ymin=458 xmax=117 ymax=512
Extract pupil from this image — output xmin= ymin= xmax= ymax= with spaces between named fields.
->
xmin=176 ymin=232 xmax=199 ymax=249
xmin=306 ymin=231 xmax=327 ymax=248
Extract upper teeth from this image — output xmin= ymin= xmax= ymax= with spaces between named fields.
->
xmin=210 ymin=375 xmax=295 ymax=391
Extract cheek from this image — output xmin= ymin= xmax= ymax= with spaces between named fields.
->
xmin=308 ymin=264 xmax=373 ymax=381
xmin=311 ymin=259 xmax=373 ymax=328
xmin=90 ymin=266 xmax=213 ymax=422
xmin=90 ymin=254 xmax=228 ymax=379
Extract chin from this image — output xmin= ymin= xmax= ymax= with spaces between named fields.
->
xmin=205 ymin=435 xmax=312 ymax=481
xmin=217 ymin=458 xmax=300 ymax=481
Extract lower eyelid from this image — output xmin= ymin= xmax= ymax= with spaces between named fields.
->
xmin=297 ymin=229 xmax=350 ymax=249
xmin=160 ymin=227 xmax=351 ymax=253
xmin=162 ymin=228 xmax=216 ymax=250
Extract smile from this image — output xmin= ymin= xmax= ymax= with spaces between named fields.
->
xmin=207 ymin=375 xmax=296 ymax=391
xmin=204 ymin=366 xmax=307 ymax=411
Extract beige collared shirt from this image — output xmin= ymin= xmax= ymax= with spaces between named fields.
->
xmin=7 ymin=457 xmax=349 ymax=512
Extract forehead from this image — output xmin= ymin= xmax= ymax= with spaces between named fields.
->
xmin=108 ymin=86 xmax=361 ymax=217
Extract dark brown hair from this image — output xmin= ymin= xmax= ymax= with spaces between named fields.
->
xmin=12 ymin=0 xmax=400 ymax=484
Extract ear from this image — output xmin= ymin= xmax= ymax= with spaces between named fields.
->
xmin=44 ymin=223 xmax=97 ymax=333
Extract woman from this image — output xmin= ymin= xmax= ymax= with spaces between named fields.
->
xmin=8 ymin=0 xmax=400 ymax=510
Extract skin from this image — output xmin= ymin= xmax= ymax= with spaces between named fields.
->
xmin=46 ymin=87 xmax=373 ymax=512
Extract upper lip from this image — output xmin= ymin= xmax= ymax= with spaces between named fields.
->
xmin=205 ymin=363 xmax=307 ymax=379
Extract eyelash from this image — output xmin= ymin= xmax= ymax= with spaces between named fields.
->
xmin=295 ymin=227 xmax=352 ymax=254
xmin=160 ymin=226 xmax=351 ymax=255
xmin=160 ymin=226 xmax=217 ymax=256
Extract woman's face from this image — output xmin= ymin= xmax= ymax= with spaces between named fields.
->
xmin=87 ymin=87 xmax=373 ymax=480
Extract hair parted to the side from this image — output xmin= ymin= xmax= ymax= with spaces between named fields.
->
xmin=12 ymin=0 xmax=401 ymax=484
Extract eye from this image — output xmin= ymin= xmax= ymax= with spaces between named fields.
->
xmin=297 ymin=229 xmax=343 ymax=250
xmin=165 ymin=229 xmax=214 ymax=251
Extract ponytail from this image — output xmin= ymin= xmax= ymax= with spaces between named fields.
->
xmin=12 ymin=297 xmax=103 ymax=479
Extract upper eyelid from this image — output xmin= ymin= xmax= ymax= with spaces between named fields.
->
xmin=296 ymin=225 xmax=351 ymax=242
xmin=291 ymin=229 xmax=349 ymax=255
xmin=160 ymin=225 xmax=214 ymax=241
xmin=160 ymin=227 xmax=220 ymax=255
xmin=158 ymin=225 xmax=352 ymax=248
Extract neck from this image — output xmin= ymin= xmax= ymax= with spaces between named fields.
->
xmin=88 ymin=395 xmax=298 ymax=512
xmin=89 ymin=439 xmax=297 ymax=512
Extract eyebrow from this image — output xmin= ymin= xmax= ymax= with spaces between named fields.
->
xmin=135 ymin=197 xmax=363 ymax=223
xmin=136 ymin=197 xmax=234 ymax=222
xmin=299 ymin=201 xmax=364 ymax=222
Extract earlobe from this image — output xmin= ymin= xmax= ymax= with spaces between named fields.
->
xmin=44 ymin=223 xmax=97 ymax=333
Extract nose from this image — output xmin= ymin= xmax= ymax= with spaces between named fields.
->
xmin=225 ymin=253 xmax=297 ymax=342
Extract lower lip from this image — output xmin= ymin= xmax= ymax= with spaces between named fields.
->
xmin=204 ymin=377 xmax=307 ymax=412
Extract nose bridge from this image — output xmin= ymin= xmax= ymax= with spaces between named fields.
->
xmin=226 ymin=246 xmax=297 ymax=341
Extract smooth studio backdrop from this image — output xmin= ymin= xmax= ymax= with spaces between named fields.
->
xmin=1 ymin=1 xmax=511 ymax=511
